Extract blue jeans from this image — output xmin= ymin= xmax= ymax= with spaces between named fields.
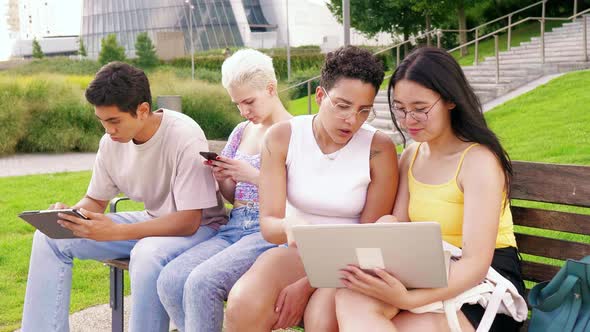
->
xmin=157 ymin=206 xmax=276 ymax=332
xmin=21 ymin=211 xmax=217 ymax=332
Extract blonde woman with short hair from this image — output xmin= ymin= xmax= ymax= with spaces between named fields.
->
xmin=157 ymin=49 xmax=292 ymax=332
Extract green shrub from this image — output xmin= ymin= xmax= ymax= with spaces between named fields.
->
xmin=153 ymin=66 xmax=221 ymax=84
xmin=99 ymin=34 xmax=126 ymax=65
xmin=7 ymin=57 xmax=102 ymax=76
xmin=167 ymin=53 xmax=326 ymax=82
xmin=0 ymin=74 xmax=104 ymax=154
xmin=134 ymin=32 xmax=159 ymax=68
xmin=17 ymin=76 xmax=103 ymax=152
xmin=18 ymin=101 xmax=102 ymax=153
xmin=78 ymin=37 xmax=88 ymax=57
xmin=32 ymin=38 xmax=44 ymax=59
xmin=286 ymin=68 xmax=321 ymax=100
xmin=0 ymin=71 xmax=249 ymax=154
xmin=0 ymin=81 xmax=27 ymax=155
xmin=148 ymin=71 xmax=243 ymax=139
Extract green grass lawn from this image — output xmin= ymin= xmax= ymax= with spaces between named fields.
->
xmin=486 ymin=70 xmax=590 ymax=165
xmin=486 ymin=70 xmax=590 ymax=274
xmin=0 ymin=172 xmax=142 ymax=332
xmin=288 ymin=93 xmax=319 ymax=116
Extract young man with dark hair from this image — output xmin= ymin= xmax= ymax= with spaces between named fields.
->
xmin=21 ymin=62 xmax=227 ymax=332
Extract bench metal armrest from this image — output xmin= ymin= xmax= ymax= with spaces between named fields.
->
xmin=109 ymin=197 xmax=130 ymax=213
xmin=106 ymin=196 xmax=130 ymax=332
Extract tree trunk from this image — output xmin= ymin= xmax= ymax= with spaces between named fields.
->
xmin=458 ymin=2 xmax=468 ymax=56
xmin=426 ymin=13 xmax=432 ymax=47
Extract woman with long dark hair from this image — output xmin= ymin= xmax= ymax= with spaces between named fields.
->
xmin=334 ymin=47 xmax=525 ymax=332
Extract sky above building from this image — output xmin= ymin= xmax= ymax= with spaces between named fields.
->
xmin=1 ymin=0 xmax=10 ymax=60
xmin=0 ymin=0 xmax=82 ymax=61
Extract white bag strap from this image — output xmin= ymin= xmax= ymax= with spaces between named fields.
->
xmin=443 ymin=299 xmax=463 ymax=332
xmin=476 ymin=282 xmax=507 ymax=332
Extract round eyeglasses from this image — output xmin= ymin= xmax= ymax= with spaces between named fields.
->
xmin=391 ymin=97 xmax=442 ymax=122
xmin=321 ymin=87 xmax=376 ymax=122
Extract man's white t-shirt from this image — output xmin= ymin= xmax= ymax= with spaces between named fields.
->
xmin=87 ymin=109 xmax=227 ymax=228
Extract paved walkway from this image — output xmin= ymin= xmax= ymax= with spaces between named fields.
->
xmin=0 ymin=153 xmax=97 ymax=177
xmin=0 ymin=141 xmax=227 ymax=178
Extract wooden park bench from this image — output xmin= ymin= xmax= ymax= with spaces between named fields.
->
xmin=102 ymin=161 xmax=590 ymax=331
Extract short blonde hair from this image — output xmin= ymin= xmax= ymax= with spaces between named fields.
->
xmin=221 ymin=48 xmax=277 ymax=90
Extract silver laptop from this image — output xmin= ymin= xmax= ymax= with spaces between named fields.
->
xmin=291 ymin=222 xmax=448 ymax=289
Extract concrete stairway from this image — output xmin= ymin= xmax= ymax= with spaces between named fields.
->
xmin=370 ymin=15 xmax=590 ymax=145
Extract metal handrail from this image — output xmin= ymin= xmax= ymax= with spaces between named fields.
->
xmin=447 ymin=7 xmax=590 ymax=55
xmin=284 ymin=0 xmax=590 ymax=114
xmin=468 ymin=1 xmax=545 ymax=33
xmin=279 ymin=27 xmax=443 ymax=94
xmin=447 ymin=17 xmax=532 ymax=53
xmin=282 ymin=0 xmax=548 ymax=94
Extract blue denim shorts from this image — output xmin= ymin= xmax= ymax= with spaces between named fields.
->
xmin=217 ymin=204 xmax=260 ymax=244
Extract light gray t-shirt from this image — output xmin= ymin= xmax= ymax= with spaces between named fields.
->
xmin=87 ymin=109 xmax=227 ymax=228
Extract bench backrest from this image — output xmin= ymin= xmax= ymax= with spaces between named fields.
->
xmin=510 ymin=161 xmax=590 ymax=300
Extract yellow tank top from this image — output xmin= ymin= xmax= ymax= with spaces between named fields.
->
xmin=408 ymin=143 xmax=517 ymax=249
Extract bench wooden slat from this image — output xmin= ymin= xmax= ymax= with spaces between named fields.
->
xmin=512 ymin=161 xmax=590 ymax=207
xmin=104 ymin=259 xmax=130 ymax=270
xmin=515 ymin=233 xmax=590 ymax=261
xmin=521 ymin=261 xmax=561 ymax=283
xmin=512 ymin=206 xmax=590 ymax=235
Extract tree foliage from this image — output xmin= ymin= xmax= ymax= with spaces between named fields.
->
xmin=327 ymin=0 xmax=423 ymax=40
xmin=326 ymin=0 xmax=490 ymax=54
xmin=32 ymin=38 xmax=44 ymax=59
xmin=78 ymin=37 xmax=87 ymax=57
xmin=134 ymin=32 xmax=159 ymax=68
xmin=98 ymin=34 xmax=126 ymax=65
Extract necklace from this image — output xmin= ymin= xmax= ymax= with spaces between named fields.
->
xmin=312 ymin=115 xmax=343 ymax=161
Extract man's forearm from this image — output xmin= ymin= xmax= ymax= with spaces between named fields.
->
xmin=114 ymin=210 xmax=202 ymax=240
xmin=73 ymin=196 xmax=108 ymax=213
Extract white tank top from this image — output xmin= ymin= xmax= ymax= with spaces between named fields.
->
xmin=285 ymin=115 xmax=376 ymax=224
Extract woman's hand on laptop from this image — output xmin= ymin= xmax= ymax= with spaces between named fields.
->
xmin=282 ymin=216 xmax=308 ymax=247
xmin=57 ymin=208 xmax=120 ymax=241
xmin=340 ymin=265 xmax=416 ymax=310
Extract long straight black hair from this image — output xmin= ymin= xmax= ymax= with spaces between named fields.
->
xmin=387 ymin=47 xmax=513 ymax=198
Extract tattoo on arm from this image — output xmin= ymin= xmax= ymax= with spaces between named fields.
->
xmin=370 ymin=149 xmax=381 ymax=160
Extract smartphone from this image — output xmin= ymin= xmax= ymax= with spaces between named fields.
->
xmin=199 ymin=151 xmax=220 ymax=161
xmin=71 ymin=209 xmax=90 ymax=220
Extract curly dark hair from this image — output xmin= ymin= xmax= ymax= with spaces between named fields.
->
xmin=85 ymin=62 xmax=152 ymax=117
xmin=320 ymin=45 xmax=384 ymax=95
